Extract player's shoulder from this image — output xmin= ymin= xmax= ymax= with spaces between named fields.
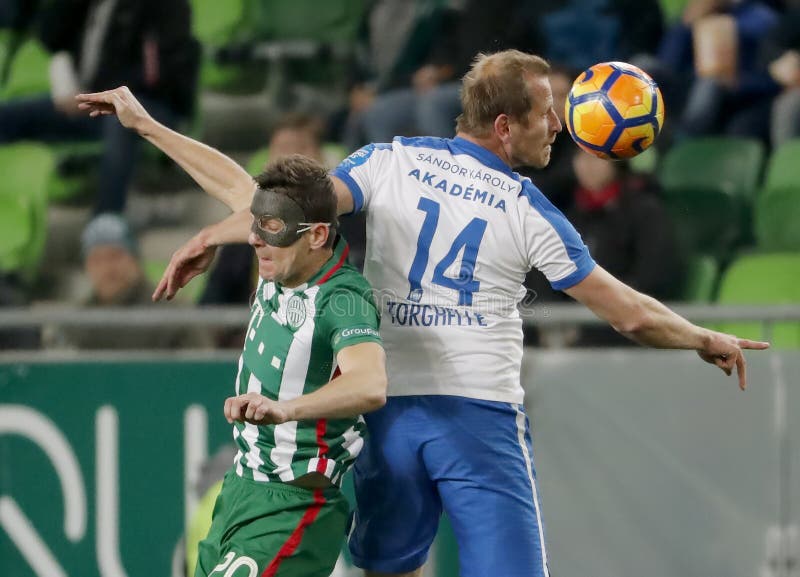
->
xmin=316 ymin=265 xmax=376 ymax=304
xmin=516 ymin=175 xmax=563 ymax=216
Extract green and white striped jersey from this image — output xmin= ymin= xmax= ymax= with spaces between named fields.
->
xmin=232 ymin=238 xmax=382 ymax=486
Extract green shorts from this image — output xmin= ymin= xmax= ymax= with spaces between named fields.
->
xmin=195 ymin=472 xmax=349 ymax=577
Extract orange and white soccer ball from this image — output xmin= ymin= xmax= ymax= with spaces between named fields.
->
xmin=564 ymin=61 xmax=665 ymax=159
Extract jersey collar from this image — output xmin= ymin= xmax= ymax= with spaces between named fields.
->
xmin=450 ymin=136 xmax=516 ymax=177
xmin=278 ymin=235 xmax=350 ymax=293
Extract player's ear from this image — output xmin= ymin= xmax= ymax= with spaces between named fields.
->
xmin=494 ymin=114 xmax=511 ymax=144
xmin=307 ymin=223 xmax=330 ymax=250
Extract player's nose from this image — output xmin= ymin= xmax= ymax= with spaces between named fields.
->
xmin=248 ymin=229 xmax=264 ymax=248
xmin=551 ymin=109 xmax=562 ymax=133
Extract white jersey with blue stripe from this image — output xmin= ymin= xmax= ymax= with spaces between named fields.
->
xmin=332 ymin=136 xmax=595 ymax=403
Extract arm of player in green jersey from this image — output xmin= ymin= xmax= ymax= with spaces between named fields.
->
xmin=225 ymin=342 xmax=388 ymax=425
xmin=76 ymin=86 xmax=256 ymax=211
xmin=564 ymin=266 xmax=770 ymax=390
xmin=153 ymin=209 xmax=252 ymax=301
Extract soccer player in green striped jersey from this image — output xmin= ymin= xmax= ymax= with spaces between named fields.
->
xmin=191 ymin=156 xmax=387 ymax=577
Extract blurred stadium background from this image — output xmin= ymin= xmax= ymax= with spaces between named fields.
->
xmin=1 ymin=0 xmax=799 ymax=576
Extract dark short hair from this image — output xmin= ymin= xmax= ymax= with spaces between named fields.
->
xmin=456 ymin=50 xmax=551 ymax=137
xmin=254 ymin=154 xmax=338 ymax=248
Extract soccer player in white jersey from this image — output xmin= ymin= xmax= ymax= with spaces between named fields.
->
xmin=78 ymin=52 xmax=768 ymax=577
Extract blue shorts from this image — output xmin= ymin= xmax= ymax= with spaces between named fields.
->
xmin=348 ymin=395 xmax=550 ymax=577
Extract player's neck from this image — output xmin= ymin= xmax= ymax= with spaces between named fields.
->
xmin=456 ymin=132 xmax=511 ymax=167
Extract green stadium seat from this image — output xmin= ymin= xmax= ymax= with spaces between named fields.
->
xmin=754 ymin=187 xmax=800 ymax=251
xmin=681 ymin=254 xmax=719 ymax=303
xmin=0 ymin=193 xmax=34 ymax=272
xmin=0 ymin=38 xmax=50 ymax=100
xmin=659 ymin=137 xmax=765 ymax=198
xmin=752 ymin=139 xmax=800 ymax=251
xmin=0 ymin=143 xmax=55 ymax=280
xmin=241 ymin=0 xmax=365 ymax=44
xmin=658 ymin=137 xmax=765 ymax=256
xmin=191 ymin=0 xmax=250 ymax=91
xmin=762 ymin=138 xmax=800 ymax=190
xmin=715 ymin=252 xmax=800 ymax=349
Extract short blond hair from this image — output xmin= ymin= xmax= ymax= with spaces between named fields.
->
xmin=456 ymin=50 xmax=551 ymax=137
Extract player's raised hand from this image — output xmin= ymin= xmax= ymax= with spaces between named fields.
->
xmin=75 ymin=86 xmax=153 ymax=132
xmin=224 ymin=393 xmax=291 ymax=425
xmin=696 ymin=330 xmax=770 ymax=390
xmin=152 ymin=232 xmax=217 ymax=301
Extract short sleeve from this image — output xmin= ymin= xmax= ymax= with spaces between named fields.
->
xmin=331 ymin=143 xmax=393 ymax=214
xmin=519 ymin=182 xmax=596 ymax=290
xmin=319 ymin=282 xmax=382 ymax=355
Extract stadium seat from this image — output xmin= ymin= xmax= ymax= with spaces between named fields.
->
xmin=0 ymin=38 xmax=50 ymax=100
xmin=754 ymin=187 xmax=800 ymax=251
xmin=658 ymin=137 xmax=765 ymax=256
xmin=762 ymin=138 xmax=800 ymax=190
xmin=237 ymin=0 xmax=366 ymax=104
xmin=715 ymin=252 xmax=800 ymax=349
xmin=191 ymin=0 xmax=249 ymax=92
xmin=0 ymin=143 xmax=55 ymax=280
xmin=241 ymin=0 xmax=365 ymax=44
xmin=753 ymin=139 xmax=800 ymax=251
xmin=659 ymin=137 xmax=765 ymax=197
xmin=0 ymin=193 xmax=34 ymax=272
xmin=681 ymin=254 xmax=719 ymax=302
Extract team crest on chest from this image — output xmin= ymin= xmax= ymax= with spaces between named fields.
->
xmin=286 ymin=294 xmax=307 ymax=329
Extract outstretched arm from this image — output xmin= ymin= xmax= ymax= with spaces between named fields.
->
xmin=76 ymin=86 xmax=255 ymax=211
xmin=564 ymin=266 xmax=770 ymax=390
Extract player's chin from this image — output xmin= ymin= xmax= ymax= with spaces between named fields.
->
xmin=257 ymin=261 xmax=277 ymax=280
xmin=540 ymin=146 xmax=552 ymax=167
xmin=527 ymin=151 xmax=550 ymax=170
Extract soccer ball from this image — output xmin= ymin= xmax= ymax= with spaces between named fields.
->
xmin=564 ymin=61 xmax=664 ymax=160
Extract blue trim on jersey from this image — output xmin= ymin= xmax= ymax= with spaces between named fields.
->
xmin=332 ymin=168 xmax=364 ymax=214
xmin=519 ymin=180 xmax=596 ymax=290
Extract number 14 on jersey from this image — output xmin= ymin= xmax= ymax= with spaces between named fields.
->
xmin=407 ymin=197 xmax=488 ymax=306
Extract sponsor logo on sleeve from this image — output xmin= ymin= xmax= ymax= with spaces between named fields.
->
xmin=334 ymin=325 xmax=381 ymax=346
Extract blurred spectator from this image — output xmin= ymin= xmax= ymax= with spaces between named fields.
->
xmin=0 ymin=0 xmax=199 ymax=214
xmin=45 ymin=213 xmax=207 ymax=350
xmin=760 ymin=0 xmax=800 ymax=147
xmin=344 ymin=0 xmax=661 ymax=148
xmin=346 ymin=0 xmax=542 ymax=147
xmin=567 ymin=151 xmax=684 ymax=345
xmin=525 ymin=0 xmax=664 ymax=72
xmin=655 ymin=0 xmax=780 ymax=144
xmin=519 ymin=64 xmax=580 ymax=212
xmin=340 ymin=0 xmax=450 ymax=148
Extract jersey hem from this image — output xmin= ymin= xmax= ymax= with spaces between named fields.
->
xmin=386 ymin=388 xmax=524 ymax=405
